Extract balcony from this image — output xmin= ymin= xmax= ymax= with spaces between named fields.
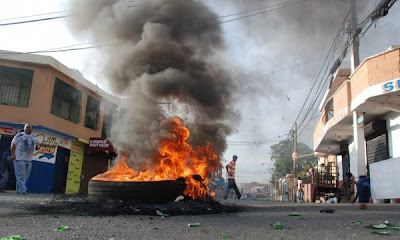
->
xmin=314 ymin=70 xmax=352 ymax=155
xmin=351 ymin=47 xmax=400 ymax=118
xmin=314 ymin=47 xmax=400 ymax=155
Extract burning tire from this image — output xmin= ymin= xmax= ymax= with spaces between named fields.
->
xmin=89 ymin=178 xmax=186 ymax=203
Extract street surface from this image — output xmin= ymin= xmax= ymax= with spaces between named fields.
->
xmin=1 ymin=191 xmax=400 ymax=240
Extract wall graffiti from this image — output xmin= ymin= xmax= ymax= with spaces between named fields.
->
xmin=32 ymin=132 xmax=72 ymax=164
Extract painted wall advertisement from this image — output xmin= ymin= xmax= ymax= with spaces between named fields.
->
xmin=32 ymin=131 xmax=72 ymax=164
xmin=65 ymin=140 xmax=84 ymax=194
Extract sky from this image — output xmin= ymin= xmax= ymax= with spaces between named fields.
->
xmin=0 ymin=0 xmax=399 ymax=184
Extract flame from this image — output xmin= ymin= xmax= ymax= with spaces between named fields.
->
xmin=92 ymin=116 xmax=220 ymax=199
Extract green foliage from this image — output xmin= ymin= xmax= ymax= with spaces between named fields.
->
xmin=269 ymin=139 xmax=317 ymax=185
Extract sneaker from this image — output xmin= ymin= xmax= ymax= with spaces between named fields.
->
xmin=21 ymin=192 xmax=27 ymax=195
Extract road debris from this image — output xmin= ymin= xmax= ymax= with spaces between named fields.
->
xmin=359 ymin=203 xmax=368 ymax=209
xmin=320 ymin=209 xmax=335 ymax=213
xmin=270 ymin=222 xmax=286 ymax=230
xmin=1 ymin=236 xmax=27 ymax=240
xmin=187 ymin=223 xmax=200 ymax=227
xmin=55 ymin=226 xmax=69 ymax=231
xmin=156 ymin=210 xmax=170 ymax=218
xmin=288 ymin=212 xmax=301 ymax=216
xmin=221 ymin=233 xmax=231 ymax=238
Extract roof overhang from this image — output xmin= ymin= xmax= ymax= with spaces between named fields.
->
xmin=314 ymin=114 xmax=353 ymax=155
xmin=352 ymin=78 xmax=400 ymax=121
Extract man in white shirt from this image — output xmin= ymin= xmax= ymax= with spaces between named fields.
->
xmin=10 ymin=124 xmax=52 ymax=195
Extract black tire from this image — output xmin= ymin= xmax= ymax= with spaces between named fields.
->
xmin=88 ymin=178 xmax=186 ymax=203
xmin=339 ymin=181 xmax=358 ymax=203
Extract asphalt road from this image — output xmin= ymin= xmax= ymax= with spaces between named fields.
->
xmin=1 ymin=191 xmax=400 ymax=240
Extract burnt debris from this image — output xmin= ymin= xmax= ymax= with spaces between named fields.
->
xmin=31 ymin=195 xmax=242 ymax=217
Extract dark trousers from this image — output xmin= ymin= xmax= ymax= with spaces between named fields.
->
xmin=224 ymin=178 xmax=241 ymax=199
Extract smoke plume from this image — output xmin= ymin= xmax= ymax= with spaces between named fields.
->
xmin=67 ymin=0 xmax=238 ymax=165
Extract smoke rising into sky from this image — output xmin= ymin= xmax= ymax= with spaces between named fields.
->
xmin=64 ymin=0 xmax=400 ymax=182
xmin=67 ymin=0 xmax=239 ymax=166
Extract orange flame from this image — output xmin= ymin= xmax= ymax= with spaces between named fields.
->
xmin=92 ymin=116 xmax=220 ymax=199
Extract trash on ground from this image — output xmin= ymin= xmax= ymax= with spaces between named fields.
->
xmin=359 ymin=203 xmax=368 ymax=209
xmin=221 ymin=233 xmax=231 ymax=238
xmin=320 ymin=209 xmax=335 ymax=213
xmin=371 ymin=231 xmax=390 ymax=235
xmin=174 ymin=195 xmax=184 ymax=202
xmin=386 ymin=223 xmax=400 ymax=230
xmin=1 ymin=236 xmax=28 ymax=240
xmin=353 ymin=220 xmax=363 ymax=224
xmin=289 ymin=212 xmax=301 ymax=216
xmin=55 ymin=226 xmax=69 ymax=231
xmin=156 ymin=210 xmax=170 ymax=217
xmin=270 ymin=222 xmax=286 ymax=230
xmin=367 ymin=224 xmax=388 ymax=229
xmin=187 ymin=223 xmax=200 ymax=227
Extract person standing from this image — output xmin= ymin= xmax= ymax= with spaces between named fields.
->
xmin=296 ymin=176 xmax=304 ymax=202
xmin=307 ymin=163 xmax=315 ymax=184
xmin=10 ymin=124 xmax=50 ymax=195
xmin=223 ymin=155 xmax=241 ymax=200
xmin=0 ymin=148 xmax=12 ymax=192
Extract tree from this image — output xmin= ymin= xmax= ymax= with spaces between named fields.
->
xmin=269 ymin=139 xmax=317 ymax=185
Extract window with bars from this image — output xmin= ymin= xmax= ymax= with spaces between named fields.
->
xmin=101 ymin=102 xmax=116 ymax=138
xmin=85 ymin=96 xmax=100 ymax=130
xmin=0 ymin=65 xmax=33 ymax=107
xmin=51 ymin=78 xmax=81 ymax=123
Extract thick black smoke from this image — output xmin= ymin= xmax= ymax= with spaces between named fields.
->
xmin=67 ymin=0 xmax=238 ymax=165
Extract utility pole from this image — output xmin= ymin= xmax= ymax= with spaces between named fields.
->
xmin=350 ymin=0 xmax=360 ymax=73
xmin=292 ymin=122 xmax=298 ymax=202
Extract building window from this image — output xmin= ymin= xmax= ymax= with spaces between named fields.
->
xmin=101 ymin=102 xmax=116 ymax=138
xmin=85 ymin=96 xmax=99 ymax=130
xmin=51 ymin=78 xmax=81 ymax=123
xmin=0 ymin=65 xmax=33 ymax=107
xmin=323 ymin=99 xmax=334 ymax=124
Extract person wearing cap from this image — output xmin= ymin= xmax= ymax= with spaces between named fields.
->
xmin=223 ymin=155 xmax=241 ymax=200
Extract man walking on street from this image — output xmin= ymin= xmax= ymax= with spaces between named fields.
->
xmin=10 ymin=124 xmax=51 ymax=195
xmin=223 ymin=155 xmax=241 ymax=200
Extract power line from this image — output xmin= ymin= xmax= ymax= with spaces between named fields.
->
xmin=227 ymin=134 xmax=289 ymax=145
xmin=294 ymin=0 xmax=398 ymax=139
xmin=0 ymin=16 xmax=66 ymax=27
xmin=217 ymin=0 xmax=309 ymax=19
xmin=291 ymin=9 xmax=351 ymax=134
xmin=218 ymin=0 xmax=310 ymax=24
xmin=0 ymin=0 xmax=309 ymax=28
xmin=0 ymin=11 xmax=65 ymax=22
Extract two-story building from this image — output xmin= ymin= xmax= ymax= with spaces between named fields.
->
xmin=0 ymin=50 xmax=120 ymax=194
xmin=313 ymin=46 xmax=400 ymax=203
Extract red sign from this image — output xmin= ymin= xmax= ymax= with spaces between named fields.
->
xmin=88 ymin=138 xmax=116 ymax=153
xmin=0 ymin=127 xmax=16 ymax=135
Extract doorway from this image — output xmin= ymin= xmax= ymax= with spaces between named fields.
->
xmin=52 ymin=146 xmax=70 ymax=193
